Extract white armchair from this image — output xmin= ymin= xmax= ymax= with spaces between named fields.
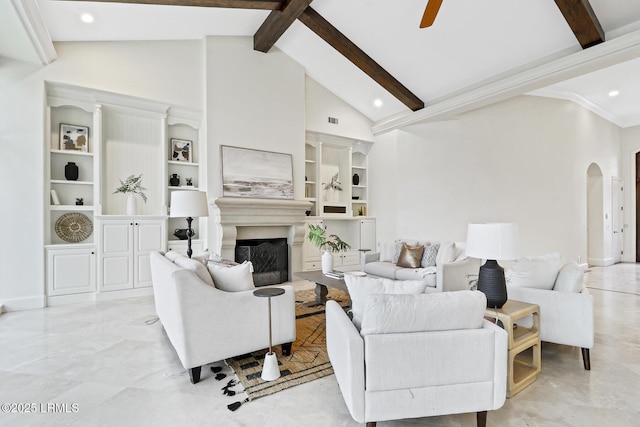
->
xmin=326 ymin=291 xmax=507 ymax=427
xmin=150 ymin=252 xmax=296 ymax=383
xmin=507 ymin=261 xmax=594 ymax=370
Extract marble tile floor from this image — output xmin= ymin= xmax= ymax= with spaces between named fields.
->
xmin=1 ymin=264 xmax=639 ymax=426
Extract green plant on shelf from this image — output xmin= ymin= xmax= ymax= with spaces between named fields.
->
xmin=307 ymin=223 xmax=350 ymax=253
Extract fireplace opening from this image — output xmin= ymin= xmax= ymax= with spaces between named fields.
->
xmin=235 ymin=238 xmax=288 ymax=287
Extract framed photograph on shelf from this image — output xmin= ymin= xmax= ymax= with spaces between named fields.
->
xmin=221 ymin=145 xmax=293 ymax=200
xmin=59 ymin=124 xmax=89 ymax=152
xmin=170 ymin=138 xmax=192 ymax=162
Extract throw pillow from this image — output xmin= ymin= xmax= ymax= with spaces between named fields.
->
xmin=392 ymin=240 xmax=418 ymax=264
xmin=379 ymin=242 xmax=396 ymax=263
xmin=435 ymin=242 xmax=456 ymax=266
xmin=207 ymin=261 xmax=255 ymax=292
xmin=420 ymin=243 xmax=440 ymax=268
xmin=553 ymin=262 xmax=584 ymax=293
xmin=396 ymin=243 xmax=425 ymax=268
xmin=173 ymin=255 xmax=215 ymax=287
xmin=344 ymin=275 xmax=427 ymax=329
xmin=506 ymin=252 xmax=562 ymax=290
xmin=360 ymin=291 xmax=487 ymax=336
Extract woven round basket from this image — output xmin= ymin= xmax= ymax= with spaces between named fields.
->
xmin=55 ymin=212 xmax=93 ymax=243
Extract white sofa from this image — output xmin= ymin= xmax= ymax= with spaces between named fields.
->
xmin=326 ymin=290 xmax=507 ymax=426
xmin=506 ymin=256 xmax=594 ymax=369
xmin=149 ymin=251 xmax=296 ymax=383
xmin=364 ymin=240 xmax=480 ymax=292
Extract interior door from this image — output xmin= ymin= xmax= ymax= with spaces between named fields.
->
xmin=612 ymin=177 xmax=623 ymax=264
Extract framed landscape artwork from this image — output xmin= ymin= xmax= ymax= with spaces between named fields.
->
xmin=170 ymin=138 xmax=192 ymax=162
xmin=59 ymin=124 xmax=89 ymax=152
xmin=221 ymin=145 xmax=294 ymax=199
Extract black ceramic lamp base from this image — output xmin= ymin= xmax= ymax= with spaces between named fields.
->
xmin=477 ymin=259 xmax=508 ymax=308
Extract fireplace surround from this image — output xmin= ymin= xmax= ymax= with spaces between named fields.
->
xmin=211 ymin=197 xmax=312 ymax=282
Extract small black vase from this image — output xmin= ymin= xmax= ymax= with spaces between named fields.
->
xmin=169 ymin=174 xmax=180 ymax=186
xmin=65 ymin=162 xmax=79 ymax=181
xmin=352 ymin=173 xmax=360 ymax=186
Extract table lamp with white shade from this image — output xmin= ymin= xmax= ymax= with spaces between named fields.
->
xmin=466 ymin=223 xmax=520 ymax=308
xmin=169 ymin=191 xmax=209 ymax=258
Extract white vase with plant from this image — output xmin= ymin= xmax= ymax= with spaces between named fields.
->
xmin=307 ymin=223 xmax=351 ymax=274
xmin=114 ymin=174 xmax=148 ymax=215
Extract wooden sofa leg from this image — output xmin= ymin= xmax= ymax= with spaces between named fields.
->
xmin=366 ymin=423 xmax=376 ymax=427
xmin=581 ymin=348 xmax=591 ymax=370
xmin=282 ymin=342 xmax=292 ymax=356
xmin=188 ymin=366 xmax=202 ymax=384
xmin=477 ymin=411 xmax=487 ymax=427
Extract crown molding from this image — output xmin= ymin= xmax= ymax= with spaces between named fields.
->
xmin=372 ymin=28 xmax=640 ymax=135
xmin=11 ymin=0 xmax=57 ymax=65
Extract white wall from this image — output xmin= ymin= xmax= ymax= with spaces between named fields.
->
xmin=305 ymin=76 xmax=374 ymax=142
xmin=369 ymin=95 xmax=621 ymax=263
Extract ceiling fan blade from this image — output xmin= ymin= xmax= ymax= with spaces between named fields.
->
xmin=420 ymin=0 xmax=443 ymax=28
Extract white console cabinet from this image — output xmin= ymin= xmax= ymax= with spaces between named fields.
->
xmin=98 ymin=218 xmax=166 ymax=291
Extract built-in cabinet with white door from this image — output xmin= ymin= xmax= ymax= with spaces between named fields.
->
xmin=44 ymin=82 xmax=203 ymax=305
xmin=98 ymin=217 xmax=166 ymax=292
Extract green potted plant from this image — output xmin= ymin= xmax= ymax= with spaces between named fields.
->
xmin=75 ymin=197 xmax=84 ymax=206
xmin=114 ymin=174 xmax=147 ymax=215
xmin=307 ymin=223 xmax=351 ymax=273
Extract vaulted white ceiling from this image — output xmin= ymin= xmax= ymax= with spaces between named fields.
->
xmin=4 ymin=0 xmax=640 ymax=129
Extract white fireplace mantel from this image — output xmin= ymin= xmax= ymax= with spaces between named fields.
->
xmin=210 ymin=197 xmax=312 ymax=279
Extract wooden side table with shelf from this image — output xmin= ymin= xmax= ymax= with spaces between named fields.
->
xmin=484 ymin=300 xmax=541 ymax=398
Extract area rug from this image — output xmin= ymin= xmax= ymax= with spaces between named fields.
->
xmin=225 ymin=287 xmax=350 ymax=402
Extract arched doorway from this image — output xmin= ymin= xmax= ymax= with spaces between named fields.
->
xmin=587 ymin=163 xmax=604 ymax=266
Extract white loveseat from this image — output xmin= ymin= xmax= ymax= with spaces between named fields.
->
xmin=149 ymin=251 xmax=296 ymax=383
xmin=364 ymin=240 xmax=480 ymax=292
xmin=505 ymin=254 xmax=594 ymax=369
xmin=326 ymin=290 xmax=507 ymax=426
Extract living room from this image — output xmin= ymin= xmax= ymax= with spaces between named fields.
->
xmin=1 ymin=1 xmax=640 ymax=425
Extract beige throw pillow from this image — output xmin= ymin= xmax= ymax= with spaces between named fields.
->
xmin=396 ymin=243 xmax=425 ymax=268
xmin=173 ymin=255 xmax=215 ymax=287
xmin=207 ymin=261 xmax=255 ymax=292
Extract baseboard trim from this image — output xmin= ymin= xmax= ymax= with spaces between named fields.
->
xmin=96 ymin=287 xmax=153 ymax=301
xmin=588 ymin=257 xmax=617 ymax=267
xmin=47 ymin=293 xmax=96 ymax=307
xmin=0 ymin=295 xmax=46 ymax=311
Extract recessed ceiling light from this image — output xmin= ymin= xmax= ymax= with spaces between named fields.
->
xmin=81 ymin=13 xmax=94 ymax=23
xmin=608 ymin=90 xmax=620 ymax=97
xmin=373 ymin=99 xmax=383 ymax=108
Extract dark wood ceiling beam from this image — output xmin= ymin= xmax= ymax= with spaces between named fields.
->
xmin=69 ymin=0 xmax=283 ymax=10
xmin=554 ymin=0 xmax=605 ymax=49
xmin=254 ymin=0 xmax=314 ymax=52
xmin=298 ymin=7 xmax=424 ymax=111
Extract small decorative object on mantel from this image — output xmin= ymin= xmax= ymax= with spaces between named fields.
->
xmin=114 ymin=174 xmax=147 ymax=216
xmin=65 ymin=162 xmax=79 ymax=181
xmin=75 ymin=198 xmax=83 ymax=206
xmin=169 ymin=173 xmax=180 ymax=186
xmin=307 ymin=223 xmax=351 ymax=274
xmin=186 ymin=177 xmax=193 ymax=186
xmin=352 ymin=173 xmax=360 ymax=186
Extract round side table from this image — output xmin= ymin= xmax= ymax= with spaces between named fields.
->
xmin=253 ymin=287 xmax=286 ymax=381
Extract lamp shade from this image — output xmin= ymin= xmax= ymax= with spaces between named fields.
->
xmin=169 ymin=191 xmax=209 ymax=218
xmin=466 ymin=223 xmax=519 ymax=261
